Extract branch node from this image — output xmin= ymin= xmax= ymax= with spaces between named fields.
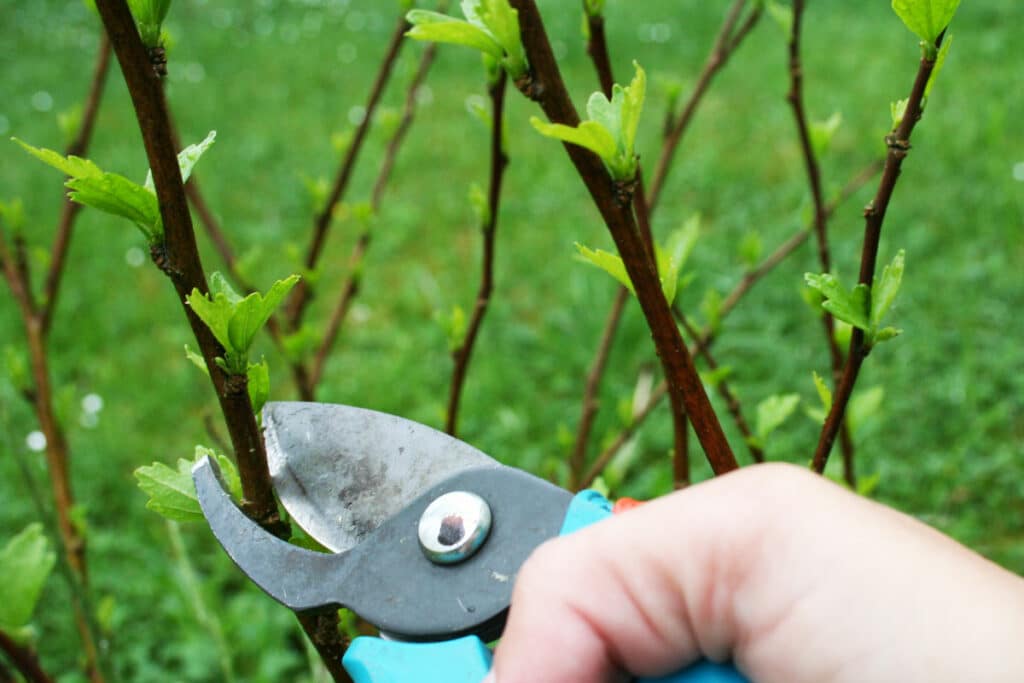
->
xmin=149 ymin=242 xmax=176 ymax=277
xmin=148 ymin=45 xmax=167 ymax=78
xmin=613 ymin=177 xmax=638 ymax=207
xmin=224 ymin=372 xmax=248 ymax=396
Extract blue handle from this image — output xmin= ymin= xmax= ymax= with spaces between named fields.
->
xmin=342 ymin=491 xmax=750 ymax=683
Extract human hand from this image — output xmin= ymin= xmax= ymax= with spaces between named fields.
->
xmin=486 ymin=463 xmax=1024 ymax=683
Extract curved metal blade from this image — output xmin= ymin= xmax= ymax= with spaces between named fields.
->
xmin=264 ymin=402 xmax=499 ymax=553
xmin=192 ymin=455 xmax=352 ymax=612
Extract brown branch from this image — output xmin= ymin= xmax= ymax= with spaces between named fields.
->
xmin=512 ymin=0 xmax=737 ymax=479
xmin=584 ymin=160 xmax=881 ymax=483
xmin=0 ymin=631 xmax=54 ymax=683
xmin=675 ymin=307 xmax=762 ymax=463
xmin=583 ymin=6 xmax=614 ymax=97
xmin=570 ymin=3 xmax=761 ymax=482
xmin=40 ymin=35 xmax=112 ymax=334
xmin=2 ymin=214 xmax=104 ymax=683
xmin=446 ymin=72 xmax=509 ymax=436
xmin=284 ymin=15 xmax=410 ymax=330
xmin=646 ymin=0 xmax=760 ymax=212
xmin=307 ymin=42 xmax=440 ymax=395
xmin=786 ymin=0 xmax=855 ymax=485
xmin=813 ymin=44 xmax=940 ymax=473
xmin=92 ymin=4 xmax=351 ymax=678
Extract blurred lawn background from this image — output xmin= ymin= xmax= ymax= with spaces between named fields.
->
xmin=1 ymin=0 xmax=1022 ymax=679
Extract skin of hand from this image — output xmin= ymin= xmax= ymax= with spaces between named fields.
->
xmin=485 ymin=463 xmax=1024 ymax=683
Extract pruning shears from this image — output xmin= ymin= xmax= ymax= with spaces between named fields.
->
xmin=193 ymin=402 xmax=749 ymax=683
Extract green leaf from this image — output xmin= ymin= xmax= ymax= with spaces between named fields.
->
xmin=848 ymin=385 xmax=884 ymax=434
xmin=186 ymin=288 xmax=235 ymax=351
xmin=619 ymin=62 xmax=646 ymax=163
xmin=812 ymin=370 xmax=833 ymax=414
xmin=128 ymin=0 xmax=172 ymax=46
xmin=14 ymin=138 xmax=161 ymax=240
xmin=134 ymin=447 xmax=241 ymax=522
xmin=804 ymin=272 xmax=870 ymax=332
xmin=657 ymin=215 xmax=699 ymax=306
xmin=145 ymin=130 xmax=216 ymax=193
xmin=574 ymin=242 xmax=634 ymax=295
xmin=809 ymin=112 xmax=842 ymax=156
xmin=738 ymin=230 xmax=762 ymax=269
xmin=700 ymin=288 xmax=722 ymax=334
xmin=890 ymin=98 xmax=909 ymax=128
xmin=583 ymin=0 xmax=605 ymax=17
xmin=406 ymin=10 xmax=504 ymax=59
xmin=13 ymin=138 xmax=102 ymax=179
xmin=857 ymin=471 xmax=882 ymax=497
xmin=766 ymin=0 xmax=793 ymax=40
xmin=247 ymin=358 xmax=270 ymax=415
xmin=924 ymin=33 xmax=953 ymax=100
xmin=530 ymin=118 xmax=617 ymax=162
xmin=476 ymin=0 xmax=526 ymax=76
xmin=0 ymin=524 xmax=56 ymax=630
xmin=891 ymin=0 xmax=960 ymax=45
xmin=438 ymin=305 xmax=468 ymax=352
xmin=208 ymin=271 xmax=243 ymax=305
xmin=870 ymin=249 xmax=905 ymax=329
xmin=226 ymin=274 xmax=300 ymax=361
xmin=468 ymin=183 xmax=490 ymax=225
xmin=755 ymin=393 xmax=801 ymax=443
xmin=66 ymin=173 xmax=162 ymax=239
xmin=183 ymin=344 xmax=208 ymax=376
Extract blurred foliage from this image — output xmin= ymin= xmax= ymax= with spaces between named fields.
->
xmin=1 ymin=0 xmax=1022 ymax=678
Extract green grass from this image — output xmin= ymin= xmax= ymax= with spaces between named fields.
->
xmin=2 ymin=0 xmax=1023 ymax=678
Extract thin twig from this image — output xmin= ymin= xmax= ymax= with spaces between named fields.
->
xmin=786 ymin=0 xmax=855 ymax=485
xmin=0 ymin=631 xmax=54 ymax=683
xmin=512 ymin=0 xmax=737 ymax=479
xmin=446 ymin=71 xmax=509 ymax=436
xmin=41 ymin=35 xmax=112 ymax=333
xmin=583 ymin=5 xmax=614 ymax=97
xmin=308 ymin=42 xmax=440 ymax=393
xmin=646 ymin=0 xmax=760 ymax=212
xmin=813 ymin=42 xmax=941 ymax=472
xmin=284 ymin=16 xmax=411 ymax=330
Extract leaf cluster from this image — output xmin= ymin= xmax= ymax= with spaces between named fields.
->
xmin=531 ymin=62 xmax=646 ymax=181
xmin=186 ymin=272 xmax=299 ymax=376
xmin=134 ymin=447 xmax=242 ymax=522
xmin=804 ymin=250 xmax=905 ymax=349
xmin=406 ymin=0 xmax=528 ymax=80
xmin=0 ymin=524 xmax=56 ymax=643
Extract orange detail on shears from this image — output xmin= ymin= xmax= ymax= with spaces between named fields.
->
xmin=612 ymin=497 xmax=645 ymax=514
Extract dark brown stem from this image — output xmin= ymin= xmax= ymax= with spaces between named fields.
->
xmin=284 ymin=16 xmax=410 ymax=331
xmin=586 ymin=161 xmax=881 ymax=481
xmin=512 ymin=0 xmax=737 ymax=477
xmin=813 ymin=46 xmax=939 ymax=473
xmin=646 ymin=0 xmax=760 ymax=212
xmin=93 ymin=3 xmax=350 ymax=678
xmin=446 ymin=72 xmax=509 ymax=436
xmin=583 ymin=7 xmax=614 ymax=97
xmin=675 ymin=307 xmax=763 ymax=463
xmin=308 ymin=42 xmax=440 ymax=394
xmin=786 ymin=0 xmax=855 ymax=485
xmin=41 ymin=35 xmax=112 ymax=334
xmin=0 ymin=631 xmax=54 ymax=683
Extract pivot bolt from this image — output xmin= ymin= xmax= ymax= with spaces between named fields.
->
xmin=418 ymin=491 xmax=492 ymax=565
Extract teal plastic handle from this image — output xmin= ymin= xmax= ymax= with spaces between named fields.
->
xmin=342 ymin=490 xmax=750 ymax=683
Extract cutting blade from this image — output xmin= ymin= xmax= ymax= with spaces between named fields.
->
xmin=264 ymin=402 xmax=500 ymax=553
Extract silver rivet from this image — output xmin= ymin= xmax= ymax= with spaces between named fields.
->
xmin=418 ymin=491 xmax=492 ymax=565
